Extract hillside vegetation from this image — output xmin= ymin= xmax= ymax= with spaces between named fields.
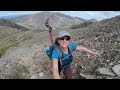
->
xmin=0 ymin=12 xmax=120 ymax=79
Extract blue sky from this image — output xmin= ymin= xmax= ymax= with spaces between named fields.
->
xmin=0 ymin=11 xmax=120 ymax=21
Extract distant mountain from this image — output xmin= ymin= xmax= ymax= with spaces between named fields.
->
xmin=1 ymin=13 xmax=120 ymax=79
xmin=11 ymin=11 xmax=87 ymax=30
xmin=90 ymin=15 xmax=120 ymax=28
xmin=88 ymin=18 xmax=97 ymax=22
xmin=0 ymin=18 xmax=28 ymax=31
xmin=70 ymin=18 xmax=97 ymax=29
xmin=100 ymin=15 xmax=120 ymax=24
xmin=70 ymin=15 xmax=120 ymax=29
xmin=74 ymin=17 xmax=87 ymax=22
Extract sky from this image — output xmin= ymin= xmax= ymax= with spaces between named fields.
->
xmin=0 ymin=11 xmax=120 ymax=21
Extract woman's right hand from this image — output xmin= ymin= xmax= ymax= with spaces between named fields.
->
xmin=52 ymin=59 xmax=61 ymax=79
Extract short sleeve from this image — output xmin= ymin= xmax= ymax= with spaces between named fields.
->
xmin=51 ymin=48 xmax=59 ymax=60
xmin=70 ymin=43 xmax=77 ymax=51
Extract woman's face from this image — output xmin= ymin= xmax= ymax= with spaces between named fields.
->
xmin=58 ymin=36 xmax=70 ymax=48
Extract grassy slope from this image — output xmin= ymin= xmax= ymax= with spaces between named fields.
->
xmin=0 ymin=26 xmax=34 ymax=57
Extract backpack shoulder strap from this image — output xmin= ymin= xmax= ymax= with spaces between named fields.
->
xmin=49 ymin=43 xmax=55 ymax=50
xmin=54 ymin=44 xmax=62 ymax=61
xmin=68 ymin=44 xmax=73 ymax=54
xmin=53 ymin=44 xmax=73 ymax=61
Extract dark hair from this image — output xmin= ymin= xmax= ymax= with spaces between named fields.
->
xmin=55 ymin=37 xmax=59 ymax=45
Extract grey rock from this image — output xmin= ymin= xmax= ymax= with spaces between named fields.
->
xmin=39 ymin=72 xmax=44 ymax=77
xmin=79 ymin=73 xmax=96 ymax=79
xmin=109 ymin=62 xmax=114 ymax=66
xmin=97 ymin=67 xmax=116 ymax=76
xmin=30 ymin=74 xmax=40 ymax=79
xmin=112 ymin=64 xmax=120 ymax=76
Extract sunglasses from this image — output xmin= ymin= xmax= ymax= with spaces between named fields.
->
xmin=59 ymin=36 xmax=71 ymax=41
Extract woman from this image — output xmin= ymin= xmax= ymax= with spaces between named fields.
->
xmin=52 ymin=31 xmax=99 ymax=79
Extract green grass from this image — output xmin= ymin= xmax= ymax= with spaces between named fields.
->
xmin=0 ymin=40 xmax=21 ymax=56
xmin=27 ymin=45 xmax=32 ymax=48
xmin=73 ymin=59 xmax=79 ymax=63
xmin=0 ymin=33 xmax=33 ymax=57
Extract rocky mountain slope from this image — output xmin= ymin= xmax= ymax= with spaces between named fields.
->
xmin=0 ymin=18 xmax=31 ymax=58
xmin=70 ymin=15 xmax=120 ymax=79
xmin=69 ymin=18 xmax=97 ymax=29
xmin=0 ymin=18 xmax=28 ymax=31
xmin=0 ymin=14 xmax=120 ymax=79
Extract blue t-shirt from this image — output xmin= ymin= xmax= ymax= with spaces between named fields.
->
xmin=52 ymin=44 xmax=77 ymax=60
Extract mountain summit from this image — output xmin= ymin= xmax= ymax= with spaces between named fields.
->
xmin=11 ymin=11 xmax=86 ymax=30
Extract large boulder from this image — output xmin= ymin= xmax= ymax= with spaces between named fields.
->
xmin=112 ymin=64 xmax=120 ymax=76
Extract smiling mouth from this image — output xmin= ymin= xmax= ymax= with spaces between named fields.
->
xmin=63 ymin=43 xmax=68 ymax=45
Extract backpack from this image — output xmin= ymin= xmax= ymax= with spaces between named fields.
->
xmin=46 ymin=44 xmax=73 ymax=66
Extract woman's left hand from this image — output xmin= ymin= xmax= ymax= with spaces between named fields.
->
xmin=91 ymin=52 xmax=100 ymax=57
